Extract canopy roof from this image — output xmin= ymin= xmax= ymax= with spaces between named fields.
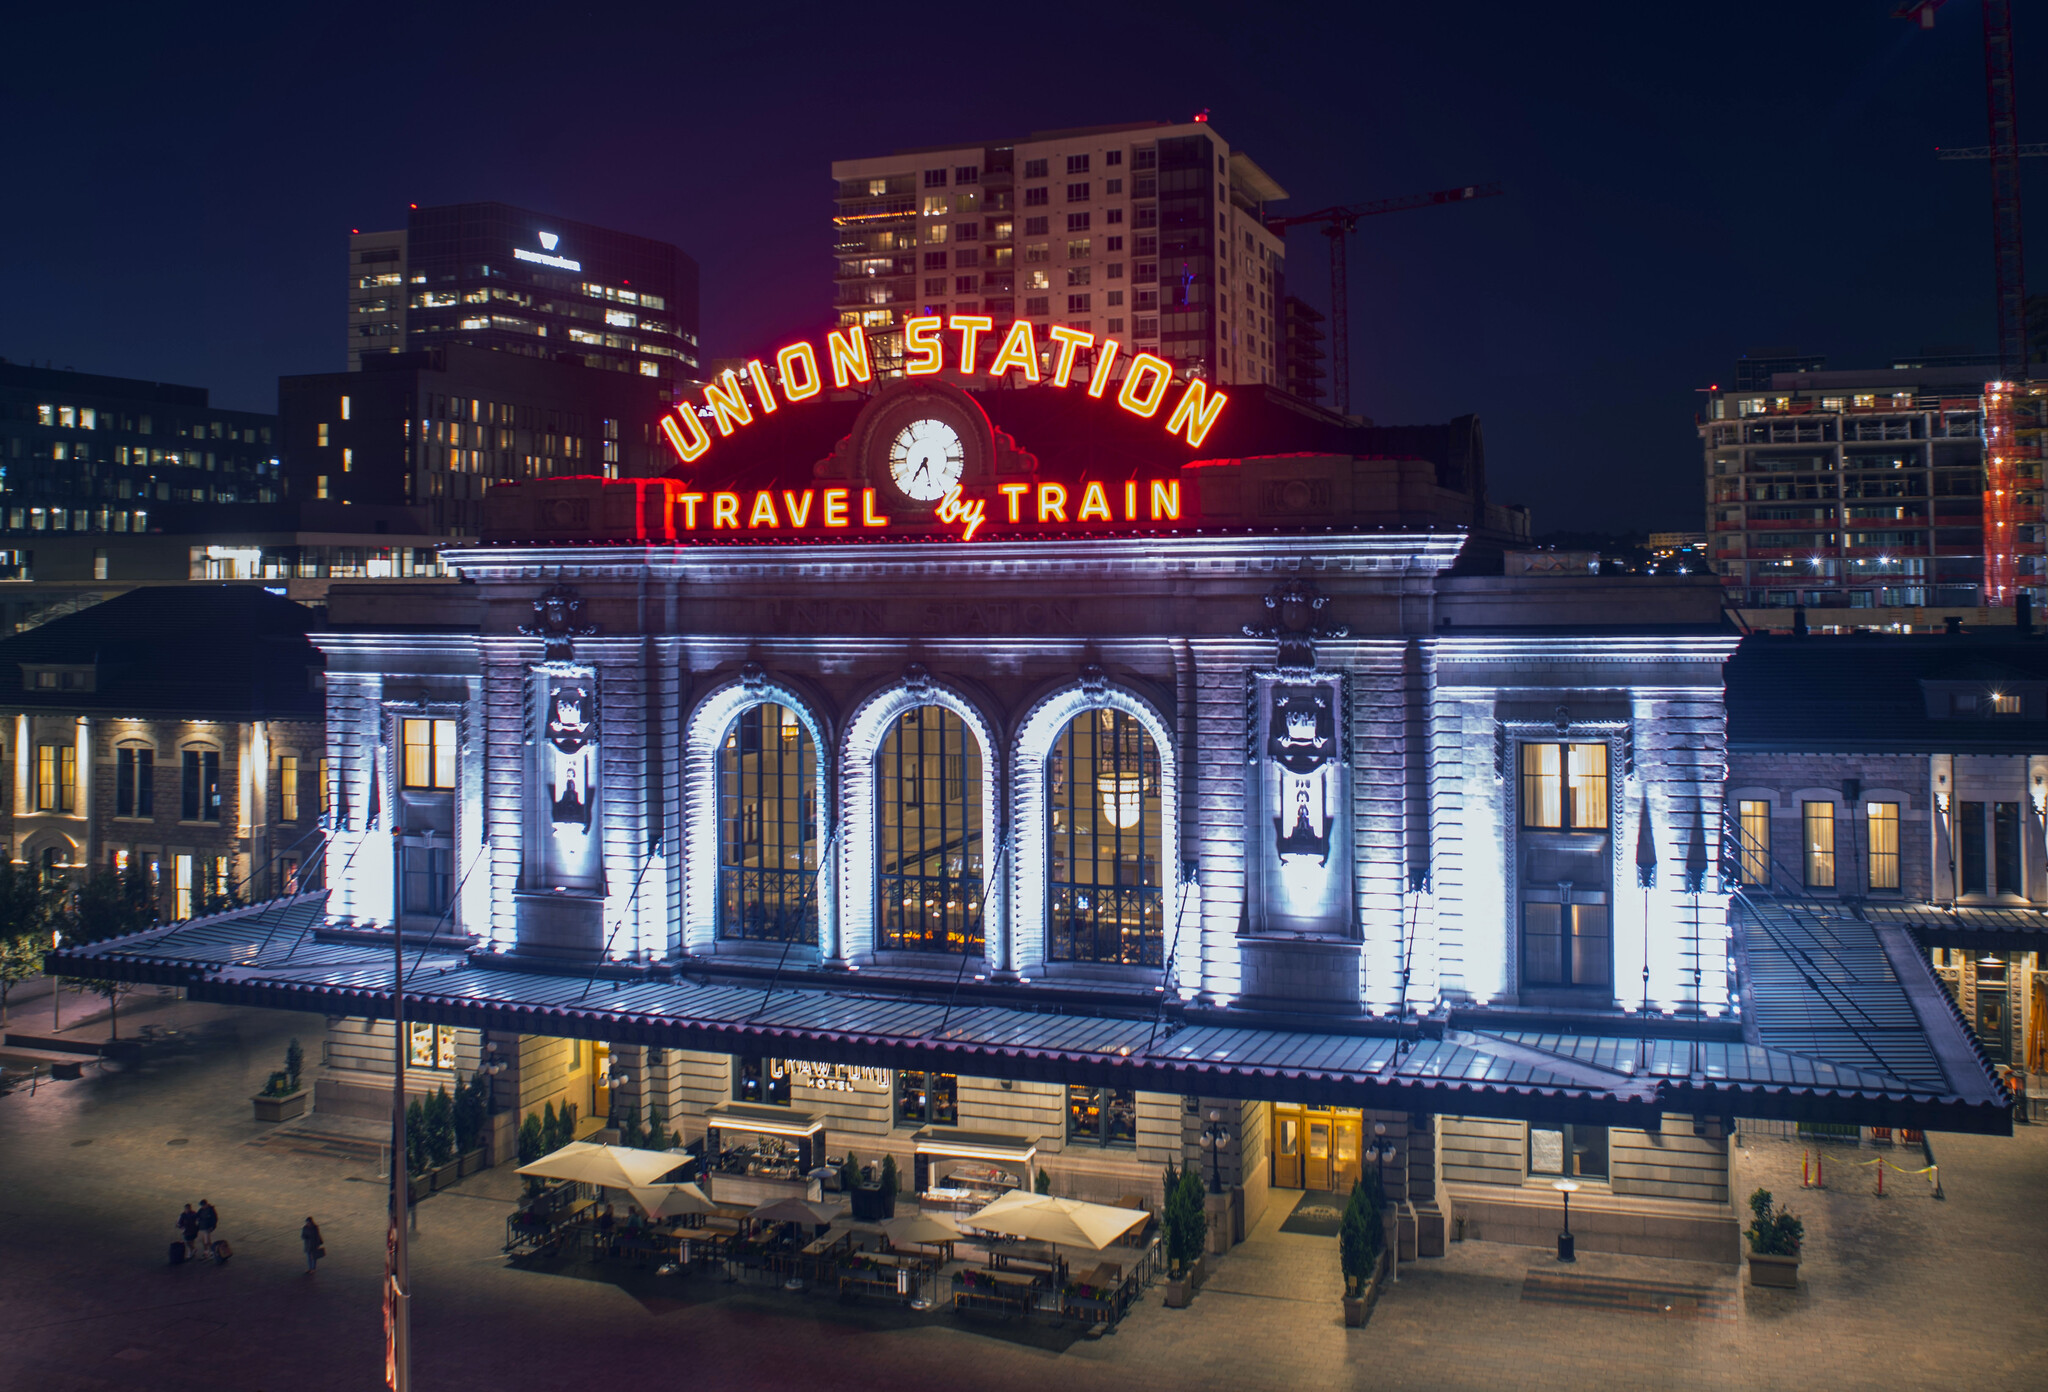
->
xmin=967 ymin=1192 xmax=1147 ymax=1251
xmin=517 ymin=1141 xmax=687 ymax=1189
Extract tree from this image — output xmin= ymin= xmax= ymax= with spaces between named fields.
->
xmin=55 ymin=868 xmax=157 ymax=1038
xmin=1162 ymin=1162 xmax=1209 ymax=1277
xmin=0 ymin=860 xmax=56 ymax=1026
xmin=517 ymin=1111 xmax=545 ymax=1166
xmin=1339 ymin=1176 xmax=1382 ymax=1297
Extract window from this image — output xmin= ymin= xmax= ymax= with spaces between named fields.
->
xmin=954 ymin=165 xmax=978 ymax=184
xmin=1023 ymin=216 xmax=1048 ymax=236
xmin=1024 ymin=187 xmax=1049 ymax=207
xmin=319 ymin=757 xmax=330 ymax=815
xmin=1067 ymin=294 xmax=1092 ymax=313
xmin=36 ymin=743 xmax=76 ymax=813
xmin=734 ymin=1055 xmax=790 ymax=1106
xmin=1048 ymin=709 xmax=1163 ymax=966
xmin=923 ymin=168 xmax=948 ymax=188
xmin=1066 ymin=1085 xmax=1136 ymax=1146
xmin=1988 ymin=692 xmax=2021 ymax=715
xmin=279 ymin=755 xmax=299 ymax=822
xmin=1105 ymin=208 xmax=1124 ymax=225
xmin=1105 ymin=150 xmax=1123 ymax=167
xmin=1105 ymin=178 xmax=1123 ymax=194
xmin=1025 ymin=297 xmax=1050 ymax=315
xmin=407 ymin=1022 xmax=457 ymax=1070
xmin=1023 ymin=158 xmax=1048 ymax=179
xmin=316 ymin=423 xmax=329 ymax=447
xmin=954 ymin=276 xmax=977 ymax=294
xmin=921 ymin=194 xmax=950 ymax=217
xmin=924 ymin=278 xmax=947 ymax=295
xmin=1067 ymin=238 xmax=1091 ymax=260
xmin=182 ymin=749 xmax=222 ymax=822
xmin=1520 ymin=743 xmax=1608 ymax=830
xmin=924 ymin=251 xmax=948 ymax=270
xmin=1737 ymin=799 xmax=1770 ymax=886
xmin=402 ymin=717 xmax=456 ymax=790
xmin=1065 ymin=182 xmax=1090 ymax=202
xmin=1066 ymin=212 xmax=1091 ymax=233
xmin=1866 ymin=801 xmax=1899 ymax=890
xmin=173 ymin=854 xmax=193 ymax=920
xmin=1995 ymin=800 xmax=2022 ymax=896
xmin=1065 ymin=154 xmax=1090 ymax=174
xmin=116 ymin=747 xmax=154 ymax=817
xmin=720 ymin=703 xmax=818 ymax=943
xmin=1958 ymin=801 xmax=1987 ymax=894
xmin=1522 ymin=901 xmax=1610 ymax=988
xmin=402 ymin=844 xmax=451 ymax=915
xmin=1802 ymin=801 xmax=1835 ymax=888
xmin=1067 ymin=267 xmax=1091 ymax=287
xmin=895 ymin=1070 xmax=958 ymax=1126
xmin=878 ymin=706 xmax=983 ymax=954
xmin=1528 ymin=1123 xmax=1608 ymax=1179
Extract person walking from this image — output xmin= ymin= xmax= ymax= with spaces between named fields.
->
xmin=196 ymin=1199 xmax=218 ymax=1256
xmin=177 ymin=1204 xmax=201 ymax=1258
xmin=301 ymin=1217 xmax=324 ymax=1274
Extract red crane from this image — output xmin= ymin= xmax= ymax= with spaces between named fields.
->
xmin=1265 ymin=183 xmax=1503 ymax=416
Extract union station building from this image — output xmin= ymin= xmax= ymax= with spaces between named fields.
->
xmin=55 ymin=349 xmax=2010 ymax=1268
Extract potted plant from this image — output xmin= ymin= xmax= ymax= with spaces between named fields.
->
xmin=1745 ymin=1188 xmax=1804 ymax=1289
xmin=428 ymin=1085 xmax=462 ymax=1190
xmin=1163 ymin=1163 xmax=1209 ymax=1308
xmin=1339 ymin=1175 xmax=1385 ymax=1327
xmin=250 ymin=1037 xmax=310 ymax=1121
xmin=455 ymin=1074 xmax=489 ymax=1176
xmin=406 ymin=1097 xmax=433 ymax=1203
xmin=879 ymin=1154 xmax=900 ymax=1218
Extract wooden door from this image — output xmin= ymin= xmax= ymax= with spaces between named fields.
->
xmin=1331 ymin=1116 xmax=1363 ymax=1193
xmin=591 ymin=1041 xmax=611 ymax=1122
xmin=1305 ymin=1118 xmax=1332 ymax=1190
xmin=1271 ymin=1107 xmax=1303 ymax=1189
xmin=2030 ymin=975 xmax=2046 ymax=1073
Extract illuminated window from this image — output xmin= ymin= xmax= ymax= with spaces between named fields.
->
xmin=181 ymin=749 xmax=222 ymax=822
xmin=1736 ymin=799 xmax=1770 ymax=886
xmin=1024 ymin=243 xmax=1049 ymax=263
xmin=1523 ymin=901 xmax=1610 ymax=988
xmin=922 ymin=194 xmax=950 ymax=217
xmin=1802 ymin=801 xmax=1835 ymax=888
xmin=1048 ymin=709 xmax=1162 ymax=967
xmin=116 ymin=747 xmax=154 ymax=817
xmin=402 ymin=718 xmax=457 ymax=790
xmin=878 ymin=706 xmax=983 ymax=955
xmin=1067 ymin=1085 xmax=1136 ymax=1146
xmin=174 ymin=854 xmax=193 ymax=919
xmin=407 ymin=1022 xmax=457 ymax=1070
xmin=719 ymin=703 xmax=818 ymax=944
xmin=279 ymin=755 xmax=300 ymax=822
xmin=1520 ymin=743 xmax=1607 ymax=830
xmin=340 ymin=394 xmax=351 ymax=420
xmin=1866 ymin=801 xmax=1899 ymax=890
xmin=733 ymin=1055 xmax=790 ymax=1106
xmin=1528 ymin=1123 xmax=1607 ymax=1178
xmin=36 ymin=743 xmax=76 ymax=813
xmin=319 ymin=757 xmax=330 ymax=815
xmin=896 ymin=1070 xmax=958 ymax=1126
xmin=315 ymin=475 xmax=329 ymax=500
xmin=1067 ymin=238 xmax=1091 ymax=260
xmin=316 ymin=423 xmax=329 ymax=447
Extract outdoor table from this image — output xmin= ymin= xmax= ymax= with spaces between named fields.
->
xmin=952 ymin=1267 xmax=1039 ymax=1319
xmin=838 ymin=1251 xmax=925 ymax=1303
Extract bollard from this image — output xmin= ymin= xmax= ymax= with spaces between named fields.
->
xmin=1815 ymin=1152 xmax=1826 ymax=1190
xmin=1876 ymin=1161 xmax=1884 ymax=1198
xmin=1802 ymin=1151 xmax=1810 ymax=1188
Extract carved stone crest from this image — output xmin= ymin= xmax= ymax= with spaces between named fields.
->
xmin=1243 ymin=579 xmax=1349 ymax=671
xmin=519 ymin=583 xmax=599 ymax=660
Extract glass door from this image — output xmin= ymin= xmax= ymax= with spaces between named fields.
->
xmin=1331 ymin=1116 xmax=1363 ymax=1192
xmin=1271 ymin=1106 xmax=1303 ymax=1188
xmin=1305 ymin=1118 xmax=1332 ymax=1190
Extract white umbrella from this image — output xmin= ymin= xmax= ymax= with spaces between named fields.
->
xmin=966 ymin=1191 xmax=1147 ymax=1251
xmin=879 ymin=1212 xmax=962 ymax=1248
xmin=748 ymin=1196 xmax=837 ymax=1227
xmin=516 ymin=1141 xmax=688 ymax=1190
xmin=626 ymin=1182 xmax=717 ymax=1220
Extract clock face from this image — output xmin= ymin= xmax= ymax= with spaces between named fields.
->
xmin=887 ymin=417 xmax=965 ymax=502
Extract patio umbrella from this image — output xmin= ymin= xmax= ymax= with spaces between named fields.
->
xmin=966 ymin=1192 xmax=1146 ymax=1251
xmin=747 ymin=1196 xmax=837 ymax=1227
xmin=879 ymin=1212 xmax=962 ymax=1247
xmin=626 ymin=1182 xmax=717 ymax=1220
xmin=516 ymin=1141 xmax=687 ymax=1190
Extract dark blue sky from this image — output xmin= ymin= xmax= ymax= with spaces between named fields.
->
xmin=2 ymin=2 xmax=2038 ymax=531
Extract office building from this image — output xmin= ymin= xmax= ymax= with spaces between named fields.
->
xmin=0 ymin=361 xmax=280 ymax=543
xmin=1699 ymin=359 xmax=2048 ymax=628
xmin=1280 ymin=295 xmax=1328 ymax=404
xmin=832 ymin=120 xmax=1288 ymax=385
xmin=347 ymin=202 xmax=701 ymax=385
xmin=281 ymin=344 xmax=673 ymax=536
xmin=57 ymin=366 xmax=2006 ymax=1284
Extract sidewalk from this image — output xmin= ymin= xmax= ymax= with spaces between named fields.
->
xmin=3 ymin=980 xmax=228 ymax=1048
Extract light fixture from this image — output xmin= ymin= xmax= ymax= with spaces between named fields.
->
xmin=1554 ymin=1178 xmax=1580 ymax=1262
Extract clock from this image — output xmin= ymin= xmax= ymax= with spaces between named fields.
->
xmin=887 ymin=418 xmax=965 ymax=502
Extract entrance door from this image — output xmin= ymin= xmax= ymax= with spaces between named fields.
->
xmin=1977 ymin=980 xmax=2010 ymax=1063
xmin=1331 ymin=1116 xmax=1363 ymax=1193
xmin=1272 ymin=1107 xmax=1303 ymax=1189
xmin=1305 ymin=1118 xmax=1332 ymax=1190
xmin=592 ymin=1041 xmax=611 ymax=1121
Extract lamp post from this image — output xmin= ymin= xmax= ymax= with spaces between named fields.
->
xmin=1198 ymin=1109 xmax=1231 ymax=1193
xmin=1555 ymin=1178 xmax=1580 ymax=1263
xmin=1363 ymin=1122 xmax=1399 ymax=1283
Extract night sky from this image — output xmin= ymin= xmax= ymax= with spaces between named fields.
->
xmin=3 ymin=2 xmax=2041 ymax=533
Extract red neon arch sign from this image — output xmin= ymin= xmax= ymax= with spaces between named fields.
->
xmin=659 ymin=320 xmax=1229 ymax=466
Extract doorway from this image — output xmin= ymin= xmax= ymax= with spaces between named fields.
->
xmin=1268 ymin=1105 xmax=1362 ymax=1192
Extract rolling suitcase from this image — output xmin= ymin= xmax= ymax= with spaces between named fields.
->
xmin=169 ymin=1242 xmax=187 ymax=1266
xmin=211 ymin=1240 xmax=232 ymax=1265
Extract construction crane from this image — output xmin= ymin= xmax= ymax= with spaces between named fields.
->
xmin=1265 ymin=182 xmax=1502 ymax=416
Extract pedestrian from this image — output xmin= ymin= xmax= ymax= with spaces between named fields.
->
xmin=301 ymin=1217 xmax=324 ymax=1274
xmin=196 ymin=1198 xmax=218 ymax=1255
xmin=177 ymin=1203 xmax=201 ymax=1258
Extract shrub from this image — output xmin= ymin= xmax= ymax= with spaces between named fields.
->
xmin=881 ymin=1154 xmax=899 ymax=1194
xmin=647 ymin=1104 xmax=667 ymax=1148
xmin=427 ymin=1085 xmax=455 ymax=1167
xmin=541 ymin=1100 xmax=561 ymax=1154
xmin=841 ymin=1149 xmax=861 ymax=1192
xmin=285 ymin=1038 xmax=304 ymax=1090
xmin=453 ymin=1074 xmax=487 ymax=1154
xmin=1338 ymin=1176 xmax=1382 ymax=1296
xmin=261 ymin=1069 xmax=293 ymax=1098
xmin=517 ymin=1111 xmax=545 ymax=1166
xmin=1162 ymin=1163 xmax=1208 ymax=1276
xmin=405 ymin=1097 xmax=428 ymax=1176
xmin=618 ymin=1101 xmax=642 ymax=1150
xmin=1747 ymin=1188 xmax=1805 ymax=1256
xmin=1035 ymin=1166 xmax=1052 ymax=1195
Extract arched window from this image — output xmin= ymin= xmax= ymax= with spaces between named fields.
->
xmin=719 ymin=702 xmax=819 ymax=943
xmin=1048 ymin=709 xmax=1163 ymax=966
xmin=877 ymin=705 xmax=983 ymax=954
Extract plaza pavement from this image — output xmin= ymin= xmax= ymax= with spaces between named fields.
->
xmin=1 ymin=999 xmax=2044 ymax=1392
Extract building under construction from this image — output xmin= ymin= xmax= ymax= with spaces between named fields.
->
xmin=1700 ymin=358 xmax=2048 ymax=630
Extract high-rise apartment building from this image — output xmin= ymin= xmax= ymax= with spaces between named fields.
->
xmin=347 ymin=202 xmax=701 ymax=386
xmin=1699 ymin=359 xmax=2048 ymax=624
xmin=831 ymin=120 xmax=1288 ymax=385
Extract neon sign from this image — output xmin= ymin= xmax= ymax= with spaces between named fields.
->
xmin=637 ymin=477 xmax=1182 ymax=544
xmin=658 ymin=319 xmax=1229 ymax=468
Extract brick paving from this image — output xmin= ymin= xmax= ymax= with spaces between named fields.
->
xmin=1 ymin=1002 xmax=2044 ymax=1391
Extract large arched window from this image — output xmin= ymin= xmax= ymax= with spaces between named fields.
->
xmin=1047 ymin=709 xmax=1163 ymax=966
xmin=877 ymin=705 xmax=983 ymax=954
xmin=719 ymin=702 xmax=819 ymax=942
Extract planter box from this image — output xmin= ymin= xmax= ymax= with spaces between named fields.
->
xmin=1164 ymin=1253 xmax=1206 ymax=1308
xmin=431 ymin=1159 xmax=463 ymax=1191
xmin=408 ymin=1174 xmax=432 ymax=1204
xmin=458 ymin=1148 xmax=487 ymax=1178
xmin=251 ymin=1089 xmax=309 ymax=1123
xmin=1748 ymin=1251 xmax=1800 ymax=1289
xmin=1343 ymin=1247 xmax=1393 ymax=1327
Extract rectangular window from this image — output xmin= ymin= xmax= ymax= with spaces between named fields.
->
xmin=895 ymin=1070 xmax=959 ymax=1127
xmin=1023 ymin=158 xmax=1048 ymax=178
xmin=181 ymin=750 xmax=222 ymax=822
xmin=1521 ymin=902 xmax=1611 ymax=988
xmin=1958 ymin=801 xmax=1987 ymax=894
xmin=279 ymin=755 xmax=299 ymax=821
xmin=1520 ymin=742 xmax=1610 ymax=831
xmin=402 ymin=717 xmax=457 ymax=790
xmin=319 ymin=757 xmax=330 ymax=815
xmin=1802 ymin=801 xmax=1835 ymax=888
xmin=733 ymin=1055 xmax=791 ymax=1106
xmin=923 ymin=168 xmax=948 ymax=188
xmin=116 ymin=747 xmax=154 ymax=817
xmin=1065 ymin=182 xmax=1090 ymax=202
xmin=1995 ymin=800 xmax=2021 ymax=895
xmin=401 ymin=844 xmax=451 ymax=915
xmin=1065 ymin=154 xmax=1090 ymax=174
xmin=36 ymin=743 xmax=76 ymax=813
xmin=1521 ymin=744 xmax=1562 ymax=828
xmin=407 ymin=1022 xmax=457 ymax=1070
xmin=1737 ymin=799 xmax=1771 ymax=886
xmin=1066 ymin=1085 xmax=1136 ymax=1146
xmin=1024 ymin=187 xmax=1049 ymax=207
xmin=1866 ymin=801 xmax=1898 ymax=890
xmin=174 ymin=854 xmax=194 ymax=920
xmin=1528 ymin=1123 xmax=1608 ymax=1179
xmin=1023 ymin=216 xmax=1048 ymax=236
xmin=1066 ymin=212 xmax=1091 ymax=232
xmin=1067 ymin=294 xmax=1092 ymax=313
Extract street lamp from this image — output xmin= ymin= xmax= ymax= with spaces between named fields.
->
xmin=1555 ymin=1178 xmax=1580 ymax=1263
xmin=1198 ymin=1109 xmax=1231 ymax=1193
xmin=1364 ymin=1121 xmax=1394 ymax=1184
